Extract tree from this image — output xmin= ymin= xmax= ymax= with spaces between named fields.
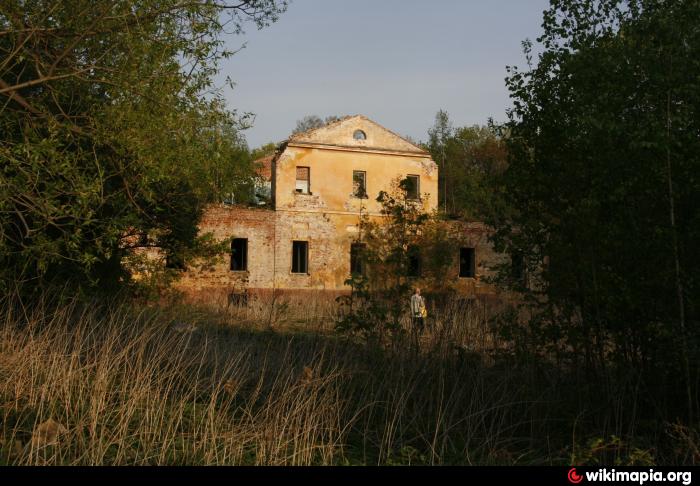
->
xmin=292 ymin=114 xmax=342 ymax=134
xmin=427 ymin=111 xmax=508 ymax=220
xmin=0 ymin=0 xmax=287 ymax=295
xmin=496 ymin=0 xmax=700 ymax=421
xmin=428 ymin=110 xmax=452 ymax=214
xmin=336 ymin=177 xmax=458 ymax=345
xmin=250 ymin=142 xmax=278 ymax=160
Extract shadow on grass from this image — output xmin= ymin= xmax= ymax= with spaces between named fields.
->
xmin=0 ymin=295 xmax=693 ymax=465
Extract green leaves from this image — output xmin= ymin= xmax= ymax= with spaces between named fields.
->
xmin=0 ymin=1 xmax=287 ymax=295
xmin=337 ymin=178 xmax=460 ymax=343
xmin=427 ymin=111 xmax=508 ymax=221
xmin=496 ymin=0 xmax=700 ymax=378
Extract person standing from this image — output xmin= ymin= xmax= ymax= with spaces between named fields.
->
xmin=410 ymin=287 xmax=426 ymax=349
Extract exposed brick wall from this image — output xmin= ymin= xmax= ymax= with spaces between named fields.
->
xmin=253 ymin=155 xmax=274 ymax=181
xmin=174 ymin=205 xmax=505 ymax=303
xmin=447 ymin=221 xmax=508 ymax=296
xmin=273 ymin=210 xmax=346 ymax=290
xmin=172 ymin=116 xmax=506 ymax=304
xmin=175 ymin=205 xmax=276 ymax=300
xmin=174 ymin=205 xmax=363 ymax=301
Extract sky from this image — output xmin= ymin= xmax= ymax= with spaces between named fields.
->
xmin=217 ymin=0 xmax=551 ymax=148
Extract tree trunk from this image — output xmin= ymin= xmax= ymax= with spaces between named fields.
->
xmin=665 ymin=88 xmax=693 ymax=424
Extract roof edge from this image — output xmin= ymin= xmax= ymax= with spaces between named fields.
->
xmin=285 ymin=140 xmax=430 ymax=157
xmin=285 ymin=115 xmax=428 ymax=155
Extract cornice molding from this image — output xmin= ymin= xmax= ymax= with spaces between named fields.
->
xmin=286 ymin=141 xmax=431 ymax=158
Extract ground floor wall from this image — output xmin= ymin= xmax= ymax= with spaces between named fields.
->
xmin=173 ymin=205 xmax=507 ymax=303
xmin=446 ymin=220 xmax=508 ymax=297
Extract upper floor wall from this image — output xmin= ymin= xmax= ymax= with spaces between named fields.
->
xmin=272 ymin=115 xmax=438 ymax=214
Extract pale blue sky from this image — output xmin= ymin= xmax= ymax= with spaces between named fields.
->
xmin=218 ymin=0 xmax=550 ymax=148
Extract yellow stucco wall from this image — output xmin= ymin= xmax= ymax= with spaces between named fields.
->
xmin=173 ymin=116 xmax=503 ymax=302
xmin=274 ymin=145 xmax=438 ymax=215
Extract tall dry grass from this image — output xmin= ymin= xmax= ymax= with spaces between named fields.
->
xmin=1 ymin=291 xmax=693 ymax=465
xmin=0 ymin=290 xmax=549 ymax=465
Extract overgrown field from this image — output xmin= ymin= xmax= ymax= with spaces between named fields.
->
xmin=0 ymin=293 xmax=696 ymax=465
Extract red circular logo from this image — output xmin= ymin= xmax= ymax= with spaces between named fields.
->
xmin=568 ymin=468 xmax=583 ymax=484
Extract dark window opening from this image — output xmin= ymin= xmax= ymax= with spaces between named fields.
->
xmin=511 ymin=252 xmax=526 ymax=285
xmin=350 ymin=243 xmax=366 ymax=276
xmin=405 ymin=175 xmax=420 ymax=200
xmin=352 ymin=170 xmax=367 ymax=198
xmin=353 ymin=130 xmax=366 ymax=140
xmin=231 ymin=238 xmax=248 ymax=271
xmin=292 ymin=241 xmax=308 ymax=274
xmin=459 ymin=247 xmax=475 ymax=278
xmin=295 ymin=166 xmax=310 ymax=194
xmin=407 ymin=245 xmax=422 ymax=277
xmin=165 ymin=253 xmax=186 ymax=271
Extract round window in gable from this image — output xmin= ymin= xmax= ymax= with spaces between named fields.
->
xmin=353 ymin=129 xmax=367 ymax=141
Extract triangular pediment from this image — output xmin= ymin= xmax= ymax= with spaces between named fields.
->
xmin=288 ymin=115 xmax=427 ymax=154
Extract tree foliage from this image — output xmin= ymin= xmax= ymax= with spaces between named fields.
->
xmin=336 ymin=178 xmax=458 ymax=343
xmin=250 ymin=142 xmax=278 ymax=160
xmin=292 ymin=114 xmax=342 ymax=134
xmin=496 ymin=0 xmax=700 ymax=419
xmin=0 ymin=0 xmax=287 ymax=295
xmin=427 ymin=110 xmax=508 ymax=221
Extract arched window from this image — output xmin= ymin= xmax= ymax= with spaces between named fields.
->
xmin=353 ymin=129 xmax=366 ymax=140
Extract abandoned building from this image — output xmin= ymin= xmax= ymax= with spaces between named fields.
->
xmin=174 ymin=115 xmax=503 ymax=303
